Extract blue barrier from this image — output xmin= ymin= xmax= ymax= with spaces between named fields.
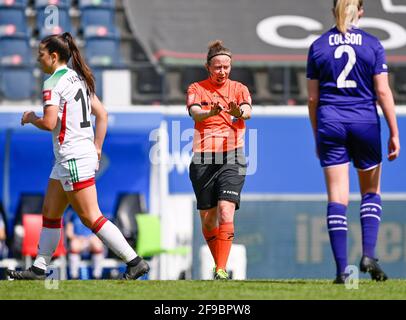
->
xmin=0 ymin=111 xmax=161 ymax=227
xmin=193 ymin=199 xmax=406 ymax=279
xmin=166 ymin=114 xmax=406 ymax=194
xmin=3 ymin=129 xmax=153 ymax=228
xmin=2 ymin=110 xmax=405 ymax=210
xmin=96 ymin=130 xmax=152 ymax=219
xmin=0 ymin=109 xmax=405 ymax=279
xmin=2 ymin=110 xmax=404 ymax=196
xmin=9 ymin=129 xmax=54 ymax=223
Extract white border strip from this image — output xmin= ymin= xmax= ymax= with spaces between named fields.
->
xmin=327 ymin=215 xmax=347 ymax=219
xmin=240 ymin=193 xmax=406 ymax=201
xmin=175 ymin=193 xmax=406 ymax=201
xmin=328 ymin=227 xmax=348 ymax=231
xmin=361 ymin=203 xmax=382 ymax=210
xmin=360 ymin=214 xmax=381 ymax=221
xmin=2 ymin=105 xmax=406 ymax=116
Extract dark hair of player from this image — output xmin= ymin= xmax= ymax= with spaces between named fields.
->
xmin=41 ymin=32 xmax=95 ymax=95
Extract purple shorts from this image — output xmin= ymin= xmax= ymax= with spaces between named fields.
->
xmin=317 ymin=121 xmax=382 ymax=170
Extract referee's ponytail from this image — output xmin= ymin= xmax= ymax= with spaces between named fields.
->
xmin=206 ymin=40 xmax=232 ymax=65
xmin=40 ymin=32 xmax=95 ymax=95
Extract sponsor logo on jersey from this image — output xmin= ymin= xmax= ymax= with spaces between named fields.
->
xmin=222 ymin=190 xmax=239 ymax=196
xmin=43 ymin=90 xmax=52 ymax=102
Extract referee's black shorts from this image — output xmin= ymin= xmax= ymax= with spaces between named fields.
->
xmin=189 ymin=148 xmax=247 ymax=211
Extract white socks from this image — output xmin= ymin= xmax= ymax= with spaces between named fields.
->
xmin=32 ymin=216 xmax=137 ymax=274
xmin=33 ymin=217 xmax=62 ymax=271
xmin=92 ymin=216 xmax=137 ymax=263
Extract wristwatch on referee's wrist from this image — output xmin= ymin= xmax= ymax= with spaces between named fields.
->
xmin=238 ymin=108 xmax=244 ymax=118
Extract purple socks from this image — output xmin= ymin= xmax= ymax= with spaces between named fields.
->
xmin=360 ymin=193 xmax=382 ymax=258
xmin=327 ymin=202 xmax=348 ymax=276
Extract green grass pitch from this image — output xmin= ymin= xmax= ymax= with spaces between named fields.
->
xmin=1 ymin=279 xmax=406 ymax=300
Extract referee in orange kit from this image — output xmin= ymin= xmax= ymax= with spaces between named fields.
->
xmin=187 ymin=40 xmax=252 ymax=280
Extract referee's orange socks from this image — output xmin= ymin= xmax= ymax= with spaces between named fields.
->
xmin=216 ymin=222 xmax=234 ymax=271
xmin=202 ymin=226 xmax=219 ymax=265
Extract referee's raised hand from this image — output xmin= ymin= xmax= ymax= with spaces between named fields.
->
xmin=210 ymin=101 xmax=224 ymax=116
xmin=226 ymin=101 xmax=242 ymax=118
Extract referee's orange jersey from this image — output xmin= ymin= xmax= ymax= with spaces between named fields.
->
xmin=187 ymin=78 xmax=252 ymax=153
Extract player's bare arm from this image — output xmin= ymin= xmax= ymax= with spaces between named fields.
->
xmin=307 ymin=79 xmax=320 ymax=158
xmin=374 ymin=73 xmax=400 ymax=161
xmin=240 ymin=103 xmax=252 ymax=120
xmin=189 ymin=102 xmax=223 ymax=122
xmin=307 ymin=79 xmax=319 ymax=139
xmin=21 ymin=105 xmax=58 ymax=131
xmin=90 ymin=94 xmax=108 ymax=160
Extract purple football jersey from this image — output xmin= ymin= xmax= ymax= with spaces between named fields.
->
xmin=307 ymin=26 xmax=388 ymax=123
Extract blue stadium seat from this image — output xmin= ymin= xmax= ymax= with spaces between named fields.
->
xmin=82 ymin=24 xmax=119 ymax=39
xmin=36 ymin=6 xmax=72 ymax=38
xmin=81 ymin=6 xmax=119 ymax=38
xmin=0 ymin=0 xmax=28 ymax=9
xmin=78 ymin=0 xmax=115 ymax=9
xmin=0 ymin=7 xmax=30 ymax=37
xmin=0 ymin=23 xmax=29 ymax=38
xmin=0 ymin=66 xmax=36 ymax=101
xmin=85 ymin=36 xmax=124 ymax=67
xmin=0 ymin=36 xmax=31 ymax=66
xmin=34 ymin=0 xmax=71 ymax=8
xmin=81 ymin=7 xmax=116 ymax=31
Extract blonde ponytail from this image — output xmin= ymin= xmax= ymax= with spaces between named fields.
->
xmin=334 ymin=0 xmax=363 ymax=34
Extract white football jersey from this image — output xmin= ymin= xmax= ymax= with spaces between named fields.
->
xmin=42 ymin=66 xmax=96 ymax=163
